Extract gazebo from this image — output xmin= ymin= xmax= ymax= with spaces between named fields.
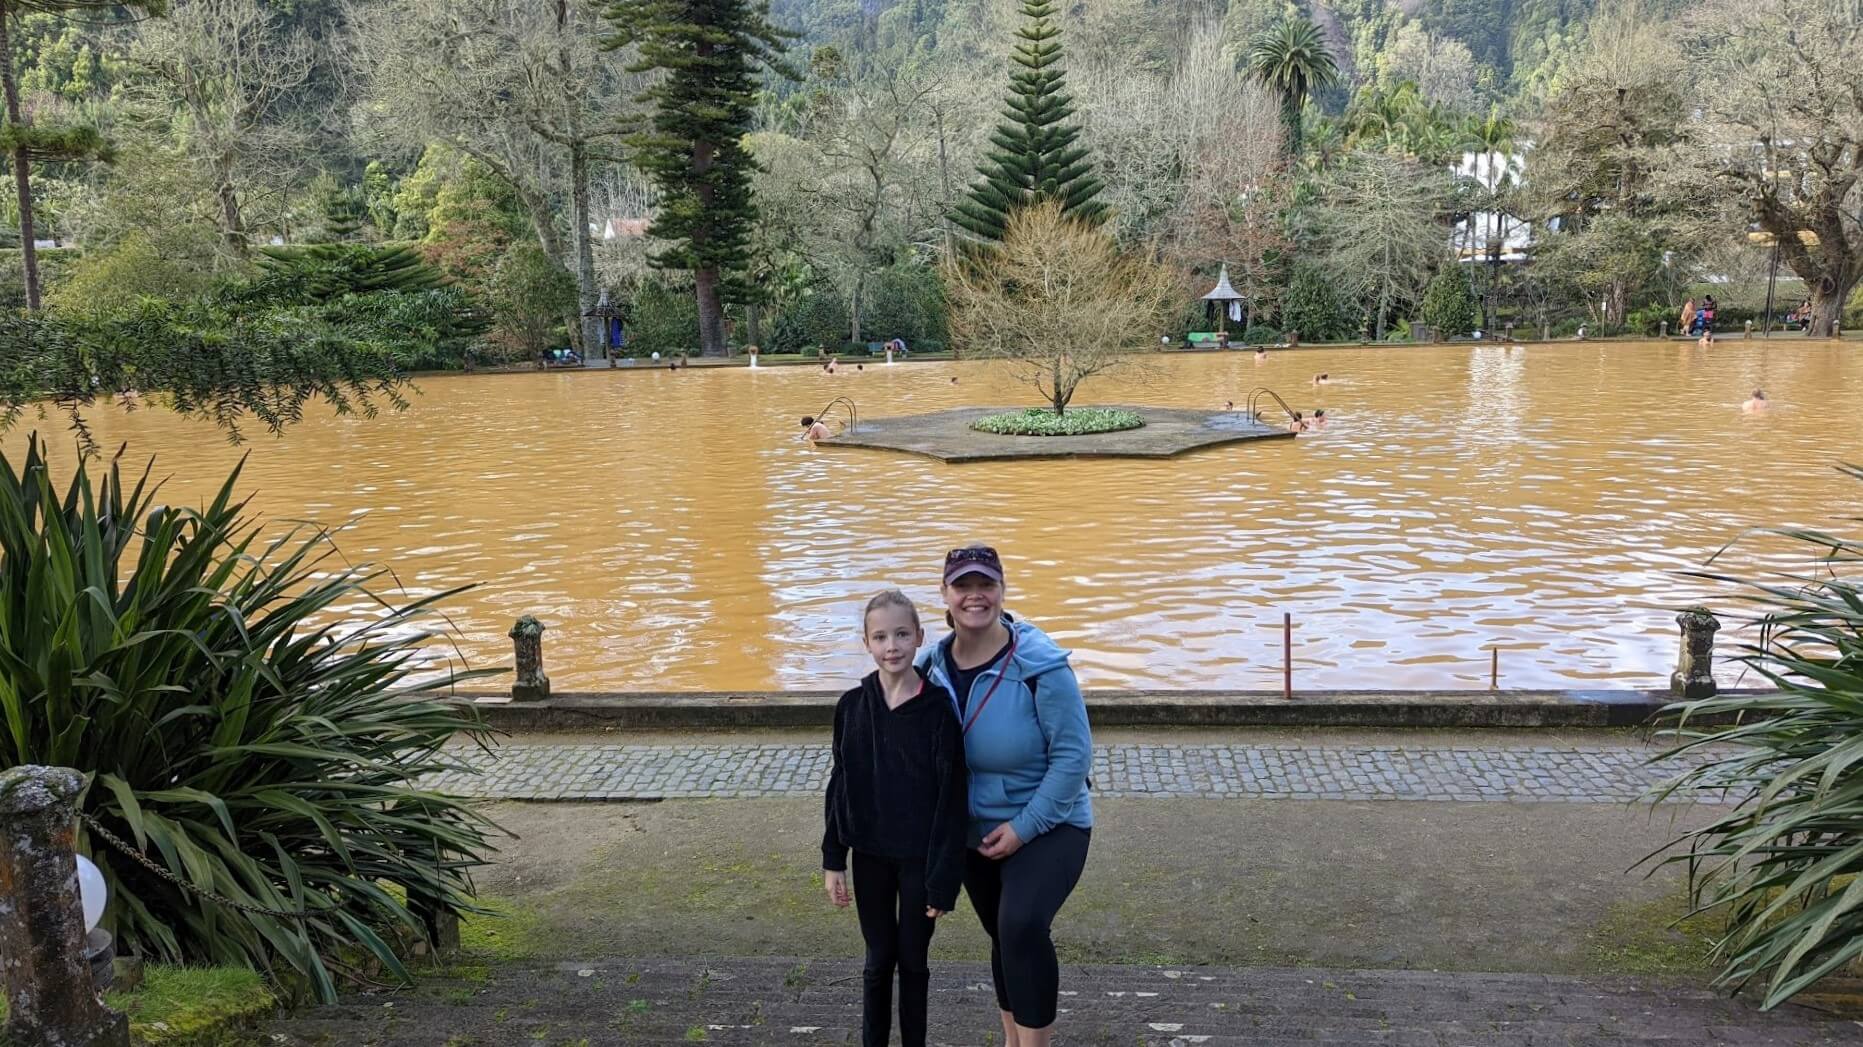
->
xmin=584 ymin=290 xmax=626 ymax=366
xmin=1200 ymin=265 xmax=1245 ymax=348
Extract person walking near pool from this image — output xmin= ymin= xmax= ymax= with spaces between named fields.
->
xmin=1680 ymin=297 xmax=1697 ymax=336
xmin=822 ymin=590 xmax=969 ymax=1047
xmin=918 ymin=545 xmax=1092 ymax=1047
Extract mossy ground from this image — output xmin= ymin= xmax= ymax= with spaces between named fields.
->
xmin=1 ymin=965 xmax=276 ymax=1047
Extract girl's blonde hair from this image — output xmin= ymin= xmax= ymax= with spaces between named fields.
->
xmin=862 ymin=589 xmax=921 ymax=632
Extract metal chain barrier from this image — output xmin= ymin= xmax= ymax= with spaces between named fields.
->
xmin=80 ymin=812 xmax=326 ymax=921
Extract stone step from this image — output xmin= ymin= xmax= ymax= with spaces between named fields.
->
xmin=260 ymin=957 xmax=1862 ymax=1046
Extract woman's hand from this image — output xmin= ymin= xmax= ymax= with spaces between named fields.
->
xmin=979 ymin=822 xmax=1024 ymax=859
xmin=926 ymin=907 xmax=946 ymax=919
xmin=824 ymin=870 xmax=851 ymax=908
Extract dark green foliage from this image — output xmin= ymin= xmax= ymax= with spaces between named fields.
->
xmin=858 ymin=264 xmax=945 ymax=345
xmin=1248 ymin=16 xmax=1340 ymax=157
xmin=602 ymin=0 xmax=795 ymax=352
xmin=0 ymin=120 xmax=109 ymax=161
xmin=0 ymin=438 xmax=497 ymax=1003
xmin=1647 ymin=464 xmax=1863 ymax=1008
xmin=625 ymin=281 xmax=701 ymax=355
xmin=486 ymin=242 xmax=577 ymax=358
xmin=1419 ymin=269 xmax=1478 ymax=336
xmin=254 ymin=243 xmax=449 ymax=299
xmin=950 ymin=0 xmax=1105 ymax=240
xmin=1243 ymin=324 xmax=1283 ymax=345
xmin=770 ymin=287 xmax=849 ymax=352
xmin=1280 ymin=261 xmax=1354 ymax=341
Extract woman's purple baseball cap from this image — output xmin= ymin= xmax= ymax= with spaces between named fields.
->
xmin=943 ymin=545 xmax=1004 ymax=585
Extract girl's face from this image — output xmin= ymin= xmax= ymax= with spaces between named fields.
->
xmin=864 ymin=604 xmax=923 ymax=674
xmin=943 ymin=574 xmax=1004 ymax=632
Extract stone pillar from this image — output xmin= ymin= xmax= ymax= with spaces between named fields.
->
xmin=0 ymin=766 xmax=129 ymax=1047
xmin=1660 ymin=320 xmax=1668 ymax=338
xmin=1671 ymin=608 xmax=1720 ymax=699
xmin=510 ymin=615 xmax=551 ymax=701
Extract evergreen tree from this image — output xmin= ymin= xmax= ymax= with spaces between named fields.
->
xmin=1249 ymin=15 xmax=1340 ymax=159
xmin=602 ymin=0 xmax=793 ymax=356
xmin=1 ymin=0 xmax=163 ymax=311
xmin=950 ymin=0 xmax=1105 ymax=241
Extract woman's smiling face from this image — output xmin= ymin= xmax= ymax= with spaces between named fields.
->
xmin=943 ymin=573 xmax=1004 ymax=631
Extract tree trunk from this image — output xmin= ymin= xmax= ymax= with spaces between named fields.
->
xmin=1808 ymin=283 xmax=1845 ymax=338
xmin=849 ymin=270 xmax=864 ymax=346
xmin=1 ymin=7 xmax=42 ymax=311
xmin=216 ymin=175 xmax=248 ymax=255
xmin=695 ymin=267 xmax=725 ymax=357
xmin=570 ymin=140 xmax=602 ymax=358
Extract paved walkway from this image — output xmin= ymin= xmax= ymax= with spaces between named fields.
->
xmin=264 ymin=957 xmax=1861 ymax=1045
xmin=425 ymin=741 xmax=1725 ymax=804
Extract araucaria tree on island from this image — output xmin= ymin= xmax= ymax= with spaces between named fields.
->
xmin=944 ymin=202 xmax=1177 ymax=415
xmin=951 ymin=0 xmax=1106 ymax=240
xmin=0 ymin=0 xmax=165 ymax=310
xmin=1681 ymin=0 xmax=1862 ymax=337
xmin=602 ymin=0 xmax=793 ymax=356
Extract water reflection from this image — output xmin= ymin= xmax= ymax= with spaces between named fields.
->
xmin=8 ymin=341 xmax=1859 ymax=691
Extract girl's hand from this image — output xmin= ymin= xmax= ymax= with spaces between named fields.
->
xmin=926 ymin=907 xmax=946 ymax=919
xmin=824 ymin=870 xmax=851 ymax=908
xmin=979 ymin=822 xmax=1024 ymax=859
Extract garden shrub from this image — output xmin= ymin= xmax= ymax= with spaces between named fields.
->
xmin=1419 ymin=270 xmax=1478 ymax=338
xmin=0 ymin=439 xmax=497 ymax=1003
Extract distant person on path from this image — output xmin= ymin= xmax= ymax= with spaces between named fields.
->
xmin=918 ymin=545 xmax=1092 ymax=1047
xmin=823 ymin=590 xmax=968 ymax=1047
xmin=1743 ymin=389 xmax=1768 ymax=413
xmin=801 ymin=416 xmax=832 ymax=442
xmin=1680 ymin=298 xmax=1697 ymax=336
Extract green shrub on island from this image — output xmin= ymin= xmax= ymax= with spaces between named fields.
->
xmin=0 ymin=439 xmax=498 ymax=1002
xmin=971 ymin=407 xmax=1144 ymax=436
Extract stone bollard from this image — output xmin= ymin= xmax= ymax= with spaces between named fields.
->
xmin=1670 ymin=608 xmax=1720 ymax=699
xmin=0 ymin=766 xmax=129 ymax=1047
xmin=510 ymin=615 xmax=551 ymax=701
xmin=1660 ymin=320 xmax=1668 ymax=338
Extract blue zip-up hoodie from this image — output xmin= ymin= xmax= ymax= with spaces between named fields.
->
xmin=918 ymin=617 xmax=1093 ymax=847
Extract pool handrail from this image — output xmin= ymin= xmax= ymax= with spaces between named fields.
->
xmin=815 ymin=396 xmax=858 ymax=434
xmin=1245 ymin=387 xmax=1297 ymax=426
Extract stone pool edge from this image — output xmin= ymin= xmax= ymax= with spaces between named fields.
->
xmin=451 ymin=688 xmax=1756 ymax=732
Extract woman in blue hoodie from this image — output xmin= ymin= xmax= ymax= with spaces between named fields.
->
xmin=918 ymin=545 xmax=1092 ymax=1047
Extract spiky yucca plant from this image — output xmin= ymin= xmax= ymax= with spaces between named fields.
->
xmin=1648 ymin=463 xmax=1863 ymax=1007
xmin=0 ymin=436 xmax=498 ymax=1002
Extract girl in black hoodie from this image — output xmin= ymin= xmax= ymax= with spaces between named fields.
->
xmin=823 ymin=589 xmax=969 ymax=1047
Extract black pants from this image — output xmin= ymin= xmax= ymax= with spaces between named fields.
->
xmin=853 ymin=851 xmax=937 ymax=1047
xmin=964 ymin=825 xmax=1091 ymax=1029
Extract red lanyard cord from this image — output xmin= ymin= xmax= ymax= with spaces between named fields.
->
xmin=961 ymin=635 xmax=1018 ymax=735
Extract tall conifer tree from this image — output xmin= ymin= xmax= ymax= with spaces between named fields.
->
xmin=951 ymin=0 xmax=1104 ymax=241
xmin=603 ymin=0 xmax=792 ymax=356
xmin=1 ymin=0 xmax=163 ymax=311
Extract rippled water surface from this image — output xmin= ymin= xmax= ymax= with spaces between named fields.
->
xmin=11 ymin=342 xmax=1860 ymax=691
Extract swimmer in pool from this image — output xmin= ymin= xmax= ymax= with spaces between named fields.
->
xmin=801 ymin=416 xmax=832 ymax=441
xmin=1312 ymin=408 xmax=1327 ymax=428
xmin=1312 ymin=373 xmax=1329 ymax=386
xmin=1742 ymin=389 xmax=1768 ymax=413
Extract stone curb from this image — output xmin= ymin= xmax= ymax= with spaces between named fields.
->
xmin=452 ymin=688 xmax=1752 ymax=733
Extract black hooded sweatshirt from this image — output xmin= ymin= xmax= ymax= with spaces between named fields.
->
xmin=821 ymin=671 xmax=969 ymax=911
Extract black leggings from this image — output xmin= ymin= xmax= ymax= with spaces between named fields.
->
xmin=853 ymin=851 xmax=937 ymax=1047
xmin=964 ymin=825 xmax=1091 ymax=1029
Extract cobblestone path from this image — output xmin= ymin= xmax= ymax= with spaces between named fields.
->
xmin=424 ymin=741 xmax=1725 ymax=804
xmin=264 ymin=957 xmax=1861 ymax=1046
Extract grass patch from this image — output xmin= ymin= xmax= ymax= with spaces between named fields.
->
xmin=1583 ymin=891 xmax=1718 ymax=977
xmin=459 ymin=896 xmax=551 ymax=961
xmin=970 ymin=407 xmax=1143 ymax=436
xmin=1 ymin=965 xmax=276 ymax=1046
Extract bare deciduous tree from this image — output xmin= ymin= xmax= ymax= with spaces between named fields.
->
xmin=125 ymin=0 xmax=317 ymax=255
xmin=944 ymin=202 xmax=1180 ymax=414
xmin=1311 ymin=148 xmax=1449 ymax=338
xmin=1680 ymin=0 xmax=1863 ymax=337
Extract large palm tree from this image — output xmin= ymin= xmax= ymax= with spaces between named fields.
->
xmin=1248 ymin=15 xmax=1340 ymax=160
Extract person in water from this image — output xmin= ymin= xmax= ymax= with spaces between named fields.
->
xmin=1742 ymin=389 xmax=1768 ymax=413
xmin=1312 ymin=408 xmax=1327 ymax=428
xmin=1313 ymin=373 xmax=1329 ymax=386
xmin=1224 ymin=400 xmax=1235 ymax=412
xmin=823 ymin=590 xmax=968 ymax=1047
xmin=1288 ymin=411 xmax=1308 ymax=432
xmin=801 ymin=416 xmax=832 ymax=442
